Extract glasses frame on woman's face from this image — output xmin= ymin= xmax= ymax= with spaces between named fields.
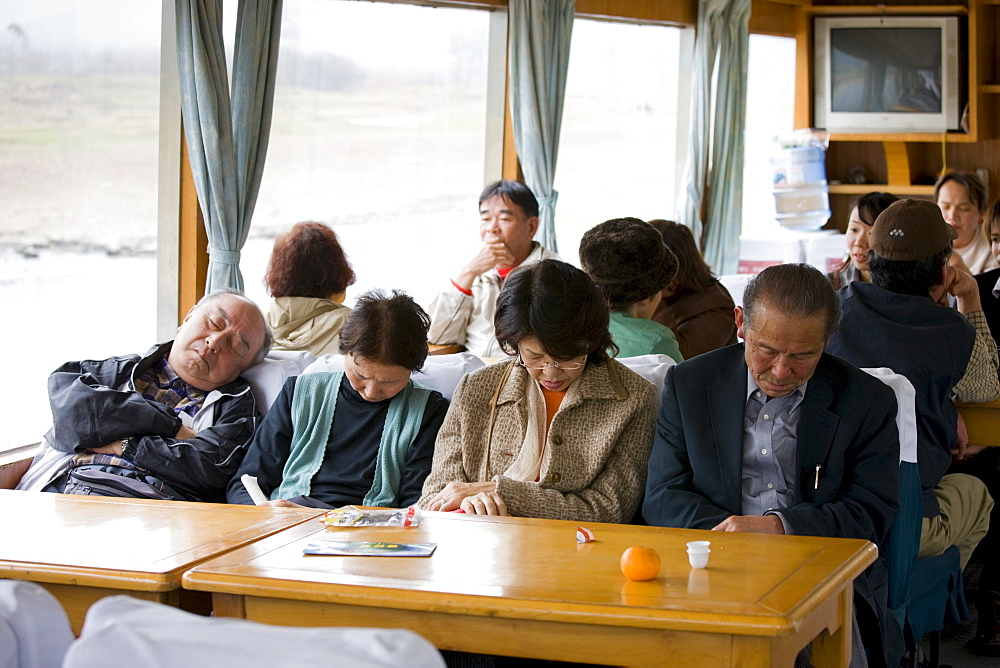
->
xmin=516 ymin=355 xmax=584 ymax=371
xmin=515 ymin=335 xmax=589 ymax=392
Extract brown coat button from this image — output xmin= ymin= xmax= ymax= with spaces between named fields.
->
xmin=551 ymin=435 xmax=563 ymax=446
xmin=548 ymin=472 xmax=562 ymax=483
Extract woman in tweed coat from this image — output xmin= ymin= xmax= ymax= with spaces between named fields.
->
xmin=420 ymin=260 xmax=657 ymax=523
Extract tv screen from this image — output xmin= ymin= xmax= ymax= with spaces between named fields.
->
xmin=814 ymin=16 xmax=961 ymax=133
xmin=830 ymin=27 xmax=942 ymax=114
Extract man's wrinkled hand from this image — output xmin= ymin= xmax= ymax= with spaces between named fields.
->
xmin=945 ymin=265 xmax=982 ymax=311
xmin=90 ymin=441 xmax=123 ymax=456
xmin=452 ymin=237 xmax=516 ymax=290
xmin=952 ymin=412 xmax=970 ymax=460
xmin=712 ymin=514 xmax=784 ymax=534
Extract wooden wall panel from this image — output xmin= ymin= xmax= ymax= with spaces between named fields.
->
xmin=575 ymin=0 xmax=696 ymax=25
xmin=178 ymin=136 xmax=207 ymax=322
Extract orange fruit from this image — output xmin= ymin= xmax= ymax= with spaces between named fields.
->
xmin=620 ymin=545 xmax=660 ymax=581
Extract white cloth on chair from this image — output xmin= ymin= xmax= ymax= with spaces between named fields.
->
xmin=717 ymin=274 xmax=753 ymax=309
xmin=242 ymin=350 xmax=318 ymax=414
xmin=862 ymin=367 xmax=917 ymax=464
xmin=617 ymin=354 xmax=675 ymax=411
xmin=0 ymin=580 xmax=74 ymax=668
xmin=63 ymin=596 xmax=444 ymax=668
xmin=303 ymin=352 xmax=485 ymax=401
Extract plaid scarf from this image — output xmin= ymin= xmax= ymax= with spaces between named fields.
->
xmin=134 ymin=355 xmax=206 ymax=419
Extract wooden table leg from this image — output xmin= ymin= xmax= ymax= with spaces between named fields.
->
xmin=810 ymin=586 xmax=853 ymax=668
xmin=212 ymin=593 xmax=247 ymax=619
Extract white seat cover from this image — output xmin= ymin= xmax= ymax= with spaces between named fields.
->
xmin=303 ymin=352 xmax=485 ymax=401
xmin=242 ymin=350 xmax=318 ymax=414
xmin=617 ymin=354 xmax=676 ymax=411
xmin=0 ymin=580 xmax=74 ymax=668
xmin=862 ymin=367 xmax=917 ymax=464
xmin=717 ymin=274 xmax=753 ymax=309
xmin=63 ymin=596 xmax=444 ymax=668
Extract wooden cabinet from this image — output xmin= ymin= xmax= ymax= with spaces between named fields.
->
xmin=795 ymin=1 xmax=1000 ymax=231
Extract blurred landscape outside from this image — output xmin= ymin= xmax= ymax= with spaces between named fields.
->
xmin=0 ymin=0 xmax=792 ymax=451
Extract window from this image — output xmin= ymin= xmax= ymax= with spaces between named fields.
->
xmin=239 ymin=0 xmax=492 ymax=313
xmin=741 ymin=34 xmax=797 ymax=238
xmin=1 ymin=1 xmax=161 ymax=450
xmin=554 ymin=19 xmax=684 ymax=268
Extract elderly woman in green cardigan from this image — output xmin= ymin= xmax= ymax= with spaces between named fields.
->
xmin=227 ymin=290 xmax=449 ymax=509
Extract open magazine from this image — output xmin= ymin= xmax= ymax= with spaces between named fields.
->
xmin=303 ymin=540 xmax=437 ymax=557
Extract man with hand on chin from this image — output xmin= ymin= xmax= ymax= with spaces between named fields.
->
xmin=426 ymin=180 xmax=560 ymax=359
xmin=17 ymin=289 xmax=271 ymax=502
xmin=643 ymin=263 xmax=901 ymax=667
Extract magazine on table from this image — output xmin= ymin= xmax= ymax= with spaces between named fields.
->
xmin=303 ymin=539 xmax=437 ymax=557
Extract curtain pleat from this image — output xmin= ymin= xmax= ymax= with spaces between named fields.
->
xmin=508 ymin=0 xmax=575 ymax=254
xmin=175 ymin=0 xmax=283 ymax=292
xmin=679 ymin=0 xmax=750 ymax=275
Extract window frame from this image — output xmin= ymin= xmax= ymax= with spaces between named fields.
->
xmin=0 ymin=0 xmax=795 ymax=457
xmin=158 ymin=0 xmax=796 ymax=330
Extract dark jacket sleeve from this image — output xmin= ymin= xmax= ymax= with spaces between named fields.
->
xmin=227 ymin=377 xmax=298 ymax=505
xmin=780 ymin=377 xmax=899 ymax=543
xmin=397 ymin=391 xmax=449 ymax=507
xmin=45 ymin=357 xmax=180 ymax=452
xmin=128 ymin=385 xmax=259 ymax=503
xmin=643 ymin=364 xmax=734 ymax=528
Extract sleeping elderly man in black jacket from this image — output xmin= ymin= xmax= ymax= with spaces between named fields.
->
xmin=16 ymin=289 xmax=271 ymax=502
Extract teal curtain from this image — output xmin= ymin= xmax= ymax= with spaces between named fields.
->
xmin=679 ymin=0 xmax=750 ymax=275
xmin=508 ymin=0 xmax=575 ymax=254
xmin=175 ymin=0 xmax=282 ymax=291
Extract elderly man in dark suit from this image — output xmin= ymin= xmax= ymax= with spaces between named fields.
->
xmin=644 ymin=263 xmax=901 ymax=668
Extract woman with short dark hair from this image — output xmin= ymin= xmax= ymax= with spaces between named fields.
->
xmin=648 ymin=219 xmax=738 ymax=359
xmin=420 ymin=260 xmax=657 ymax=523
xmin=264 ymin=221 xmax=356 ymax=356
xmin=228 ymin=289 xmax=449 ymax=509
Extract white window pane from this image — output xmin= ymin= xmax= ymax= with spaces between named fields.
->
xmin=555 ymin=19 xmax=682 ymax=267
xmin=742 ymin=34 xmax=796 ymax=237
xmin=241 ymin=0 xmax=490 ymax=312
xmin=1 ymin=1 xmax=160 ymax=450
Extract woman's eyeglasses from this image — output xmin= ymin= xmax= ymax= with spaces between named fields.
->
xmin=517 ymin=355 xmax=585 ymax=371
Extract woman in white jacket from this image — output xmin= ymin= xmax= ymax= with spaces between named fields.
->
xmin=265 ymin=221 xmax=355 ymax=356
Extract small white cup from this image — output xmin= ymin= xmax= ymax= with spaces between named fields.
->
xmin=686 ymin=541 xmax=711 ymax=569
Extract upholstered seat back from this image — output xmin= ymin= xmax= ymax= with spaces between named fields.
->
xmin=617 ymin=354 xmax=675 ymax=410
xmin=717 ymin=274 xmax=753 ymax=309
xmin=0 ymin=581 xmax=74 ymax=668
xmin=63 ymin=595 xmax=444 ymax=668
xmin=302 ymin=352 xmax=485 ymax=401
xmin=242 ymin=350 xmax=318 ymax=414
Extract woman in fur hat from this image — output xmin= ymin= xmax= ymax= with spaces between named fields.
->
xmin=579 ymin=217 xmax=682 ymax=363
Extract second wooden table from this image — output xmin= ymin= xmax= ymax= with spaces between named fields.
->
xmin=183 ymin=511 xmax=875 ymax=667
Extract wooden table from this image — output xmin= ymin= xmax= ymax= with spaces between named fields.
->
xmin=957 ymin=398 xmax=1000 ymax=448
xmin=0 ymin=489 xmax=322 ymax=632
xmin=183 ymin=512 xmax=876 ymax=667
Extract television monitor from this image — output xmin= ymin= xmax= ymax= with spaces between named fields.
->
xmin=814 ymin=16 xmax=962 ymax=133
